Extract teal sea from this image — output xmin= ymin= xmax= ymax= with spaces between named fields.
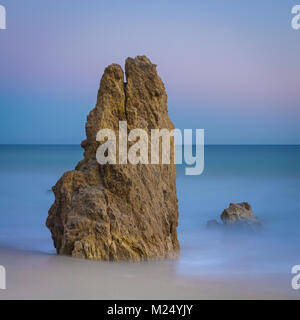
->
xmin=0 ymin=145 xmax=299 ymax=278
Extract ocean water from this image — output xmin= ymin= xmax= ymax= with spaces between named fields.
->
xmin=0 ymin=145 xmax=299 ymax=279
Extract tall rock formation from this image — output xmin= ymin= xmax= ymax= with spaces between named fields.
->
xmin=46 ymin=56 xmax=180 ymax=261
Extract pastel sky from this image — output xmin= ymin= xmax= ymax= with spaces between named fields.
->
xmin=0 ymin=0 xmax=299 ymax=144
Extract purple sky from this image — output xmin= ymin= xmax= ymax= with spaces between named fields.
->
xmin=0 ymin=0 xmax=299 ymax=144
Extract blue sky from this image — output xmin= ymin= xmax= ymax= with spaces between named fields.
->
xmin=0 ymin=0 xmax=299 ymax=144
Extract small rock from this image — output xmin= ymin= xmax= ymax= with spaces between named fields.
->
xmin=207 ymin=202 xmax=262 ymax=231
xmin=221 ymin=202 xmax=259 ymax=225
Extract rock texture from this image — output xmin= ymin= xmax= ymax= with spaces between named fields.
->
xmin=221 ymin=202 xmax=259 ymax=225
xmin=46 ymin=56 xmax=180 ymax=261
xmin=207 ymin=202 xmax=262 ymax=231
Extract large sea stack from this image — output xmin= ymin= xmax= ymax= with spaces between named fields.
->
xmin=46 ymin=56 xmax=180 ymax=261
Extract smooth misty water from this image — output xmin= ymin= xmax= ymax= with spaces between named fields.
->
xmin=0 ymin=145 xmax=299 ymax=279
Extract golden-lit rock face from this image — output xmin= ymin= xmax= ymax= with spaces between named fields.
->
xmin=46 ymin=56 xmax=180 ymax=261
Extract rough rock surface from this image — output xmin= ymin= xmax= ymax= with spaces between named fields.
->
xmin=221 ymin=202 xmax=258 ymax=225
xmin=46 ymin=56 xmax=180 ymax=261
xmin=207 ymin=202 xmax=262 ymax=231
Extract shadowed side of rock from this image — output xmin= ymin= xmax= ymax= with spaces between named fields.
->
xmin=46 ymin=56 xmax=180 ymax=261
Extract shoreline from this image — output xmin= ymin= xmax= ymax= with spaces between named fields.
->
xmin=0 ymin=245 xmax=298 ymax=300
